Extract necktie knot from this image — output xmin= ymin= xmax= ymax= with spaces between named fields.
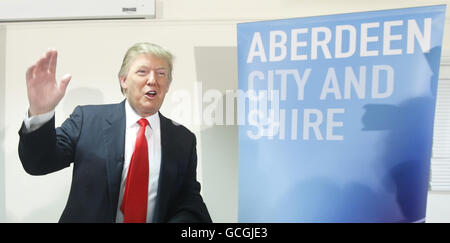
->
xmin=138 ymin=118 xmax=149 ymax=128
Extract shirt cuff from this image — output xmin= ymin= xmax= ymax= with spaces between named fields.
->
xmin=23 ymin=109 xmax=55 ymax=133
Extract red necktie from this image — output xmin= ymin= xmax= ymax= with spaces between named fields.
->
xmin=121 ymin=118 xmax=149 ymax=223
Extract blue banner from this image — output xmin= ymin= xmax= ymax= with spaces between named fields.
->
xmin=237 ymin=5 xmax=446 ymax=223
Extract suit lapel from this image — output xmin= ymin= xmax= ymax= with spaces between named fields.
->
xmin=103 ymin=100 xmax=126 ymax=222
xmin=153 ymin=112 xmax=178 ymax=222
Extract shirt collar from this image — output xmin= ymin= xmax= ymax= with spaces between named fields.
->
xmin=125 ymin=99 xmax=160 ymax=131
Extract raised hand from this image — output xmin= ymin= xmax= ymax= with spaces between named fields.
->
xmin=26 ymin=50 xmax=72 ymax=117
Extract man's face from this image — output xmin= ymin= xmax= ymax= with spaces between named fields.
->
xmin=120 ymin=54 xmax=170 ymax=117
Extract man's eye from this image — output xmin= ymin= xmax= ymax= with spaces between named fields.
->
xmin=137 ymin=70 xmax=147 ymax=74
xmin=158 ymin=72 xmax=166 ymax=76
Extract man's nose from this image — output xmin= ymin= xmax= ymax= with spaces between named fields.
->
xmin=146 ymin=71 xmax=156 ymax=85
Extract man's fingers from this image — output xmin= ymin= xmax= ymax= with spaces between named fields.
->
xmin=48 ymin=49 xmax=57 ymax=75
xmin=59 ymin=73 xmax=72 ymax=95
xmin=40 ymin=51 xmax=51 ymax=72
xmin=26 ymin=64 xmax=35 ymax=82
xmin=34 ymin=51 xmax=52 ymax=75
xmin=34 ymin=55 xmax=48 ymax=76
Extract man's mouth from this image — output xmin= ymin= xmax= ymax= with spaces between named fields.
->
xmin=145 ymin=90 xmax=157 ymax=98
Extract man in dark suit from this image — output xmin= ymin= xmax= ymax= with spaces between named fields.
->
xmin=18 ymin=43 xmax=212 ymax=223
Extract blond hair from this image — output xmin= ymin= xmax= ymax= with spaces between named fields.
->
xmin=118 ymin=42 xmax=174 ymax=94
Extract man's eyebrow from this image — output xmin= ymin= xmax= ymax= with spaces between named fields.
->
xmin=136 ymin=65 xmax=166 ymax=70
xmin=136 ymin=64 xmax=168 ymax=71
xmin=135 ymin=65 xmax=149 ymax=69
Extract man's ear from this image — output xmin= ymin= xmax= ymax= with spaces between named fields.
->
xmin=120 ymin=76 xmax=127 ymax=90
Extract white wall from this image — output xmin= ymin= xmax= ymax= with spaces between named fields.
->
xmin=1 ymin=0 xmax=449 ymax=222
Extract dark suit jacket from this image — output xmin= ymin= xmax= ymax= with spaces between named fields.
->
xmin=18 ymin=100 xmax=212 ymax=223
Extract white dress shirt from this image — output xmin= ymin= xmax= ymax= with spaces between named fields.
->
xmin=23 ymin=99 xmax=162 ymax=223
xmin=116 ymin=99 xmax=161 ymax=223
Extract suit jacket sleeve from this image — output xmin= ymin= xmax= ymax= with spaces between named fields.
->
xmin=168 ymin=136 xmax=212 ymax=223
xmin=18 ymin=106 xmax=83 ymax=175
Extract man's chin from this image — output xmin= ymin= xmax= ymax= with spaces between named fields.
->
xmin=144 ymin=104 xmax=162 ymax=115
xmin=130 ymin=103 xmax=158 ymax=117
